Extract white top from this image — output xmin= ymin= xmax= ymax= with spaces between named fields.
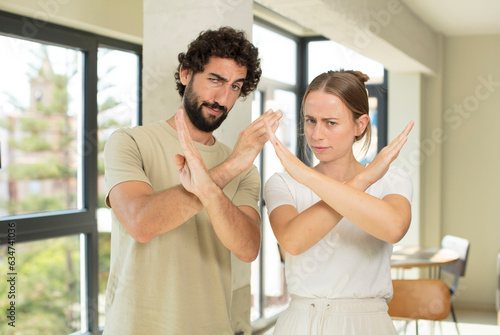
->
xmin=264 ymin=166 xmax=412 ymax=301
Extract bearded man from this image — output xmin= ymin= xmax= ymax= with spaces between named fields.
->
xmin=102 ymin=27 xmax=281 ymax=335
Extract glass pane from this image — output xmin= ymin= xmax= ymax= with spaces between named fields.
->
xmin=96 ymin=47 xmax=140 ymax=326
xmin=262 ymin=89 xmax=295 ymax=318
xmin=308 ymin=40 xmax=383 ymax=165
xmin=253 ymin=24 xmax=297 ymax=85
xmin=250 ymin=89 xmax=296 ymax=320
xmin=354 ymin=96 xmax=379 ymax=163
xmin=0 ymin=35 xmax=84 ymax=217
xmin=0 ymin=235 xmax=83 ymax=335
xmin=308 ymin=40 xmax=384 ymax=84
xmin=262 ymin=89 xmax=297 ymax=180
xmin=250 ymin=91 xmax=262 ymax=322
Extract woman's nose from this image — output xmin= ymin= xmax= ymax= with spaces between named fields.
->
xmin=312 ymin=124 xmax=324 ymax=140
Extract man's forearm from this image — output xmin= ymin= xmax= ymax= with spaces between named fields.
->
xmin=208 ymin=156 xmax=247 ymax=189
xmin=197 ymin=184 xmax=261 ymax=262
xmin=128 ymin=157 xmax=248 ymax=241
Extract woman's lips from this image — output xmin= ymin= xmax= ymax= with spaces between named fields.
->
xmin=312 ymin=146 xmax=329 ymax=153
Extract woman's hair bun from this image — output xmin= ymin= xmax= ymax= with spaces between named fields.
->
xmin=333 ymin=69 xmax=370 ymax=83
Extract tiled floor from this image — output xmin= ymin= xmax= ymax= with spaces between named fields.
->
xmin=261 ymin=307 xmax=500 ymax=334
xmin=393 ymin=307 xmax=499 ymax=335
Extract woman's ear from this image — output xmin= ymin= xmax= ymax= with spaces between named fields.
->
xmin=355 ymin=114 xmax=370 ymax=137
xmin=179 ymin=66 xmax=192 ymax=86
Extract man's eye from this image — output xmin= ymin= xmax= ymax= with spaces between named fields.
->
xmin=306 ymin=119 xmax=315 ymax=124
xmin=231 ymin=84 xmax=241 ymax=91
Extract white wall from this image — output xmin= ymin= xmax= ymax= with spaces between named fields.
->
xmin=387 ymin=73 xmax=421 ymax=247
xmin=0 ymin=0 xmax=143 ymax=43
xmin=439 ymin=35 xmax=500 ymax=309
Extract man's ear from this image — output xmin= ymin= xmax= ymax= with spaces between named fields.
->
xmin=179 ymin=66 xmax=192 ymax=85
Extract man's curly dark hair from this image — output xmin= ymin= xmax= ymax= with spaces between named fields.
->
xmin=174 ymin=27 xmax=261 ymax=98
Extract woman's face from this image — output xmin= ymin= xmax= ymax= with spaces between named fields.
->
xmin=304 ymin=90 xmax=363 ymax=163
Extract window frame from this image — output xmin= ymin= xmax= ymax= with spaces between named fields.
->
xmin=0 ymin=10 xmax=142 ymax=335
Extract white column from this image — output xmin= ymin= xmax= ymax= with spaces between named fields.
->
xmin=388 ymin=72 xmax=421 ymax=247
xmin=143 ymin=0 xmax=254 ymax=148
xmin=143 ymin=1 xmax=254 ymax=333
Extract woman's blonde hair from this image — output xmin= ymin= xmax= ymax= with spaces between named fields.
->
xmin=301 ymin=69 xmax=372 ymax=156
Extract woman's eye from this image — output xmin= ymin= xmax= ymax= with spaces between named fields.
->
xmin=306 ymin=119 xmax=315 ymax=124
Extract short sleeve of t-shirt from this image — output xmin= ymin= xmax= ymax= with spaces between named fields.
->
xmin=264 ymin=173 xmax=300 ymax=215
xmin=231 ymin=164 xmax=261 ymax=214
xmin=103 ymin=129 xmax=152 ymax=206
xmin=369 ymin=165 xmax=413 ymax=204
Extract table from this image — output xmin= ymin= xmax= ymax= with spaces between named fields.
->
xmin=391 ymin=245 xmax=460 ymax=278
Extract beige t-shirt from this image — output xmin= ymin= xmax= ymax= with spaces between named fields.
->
xmin=102 ymin=121 xmax=260 ymax=335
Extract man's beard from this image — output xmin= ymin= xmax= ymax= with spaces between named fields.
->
xmin=183 ymin=82 xmax=229 ymax=133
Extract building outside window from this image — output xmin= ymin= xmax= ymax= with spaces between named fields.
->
xmin=0 ymin=11 xmax=141 ymax=335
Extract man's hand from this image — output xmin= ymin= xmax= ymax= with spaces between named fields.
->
xmin=174 ymin=108 xmax=261 ymax=262
xmin=227 ymin=109 xmax=283 ymax=174
xmin=174 ymin=108 xmax=217 ymax=198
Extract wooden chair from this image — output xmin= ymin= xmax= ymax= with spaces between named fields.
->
xmin=388 ymin=279 xmax=451 ymax=334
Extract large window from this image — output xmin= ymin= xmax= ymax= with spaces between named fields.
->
xmin=0 ymin=11 xmax=141 ymax=335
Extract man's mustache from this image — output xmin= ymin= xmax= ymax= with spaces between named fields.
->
xmin=202 ymin=102 xmax=227 ymax=114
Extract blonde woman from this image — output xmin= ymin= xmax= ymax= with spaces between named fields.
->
xmin=264 ymin=70 xmax=413 ymax=334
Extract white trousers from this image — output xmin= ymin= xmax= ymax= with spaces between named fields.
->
xmin=273 ymin=295 xmax=397 ymax=335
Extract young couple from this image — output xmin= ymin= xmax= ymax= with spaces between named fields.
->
xmin=104 ymin=26 xmax=412 ymax=335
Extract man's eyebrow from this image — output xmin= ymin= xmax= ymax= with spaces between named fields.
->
xmin=209 ymin=73 xmax=245 ymax=84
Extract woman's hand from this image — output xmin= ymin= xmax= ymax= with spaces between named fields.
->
xmin=228 ymin=109 xmax=282 ymax=174
xmin=357 ymin=120 xmax=414 ymax=186
xmin=263 ymin=116 xmax=312 ymax=184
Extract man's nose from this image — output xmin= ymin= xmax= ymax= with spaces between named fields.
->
xmin=214 ymin=84 xmax=235 ymax=109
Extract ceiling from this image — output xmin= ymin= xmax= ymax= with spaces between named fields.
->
xmin=255 ymin=1 xmax=500 ymax=37
xmin=402 ymin=0 xmax=500 ymax=36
